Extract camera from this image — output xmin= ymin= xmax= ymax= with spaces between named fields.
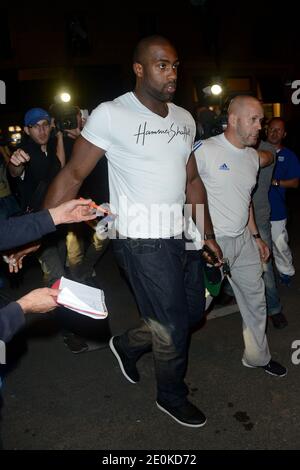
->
xmin=49 ymin=103 xmax=79 ymax=132
xmin=196 ymin=109 xmax=228 ymax=140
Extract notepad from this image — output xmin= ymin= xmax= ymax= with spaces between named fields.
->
xmin=55 ymin=277 xmax=108 ymax=319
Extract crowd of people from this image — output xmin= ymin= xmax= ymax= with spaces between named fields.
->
xmin=0 ymin=35 xmax=299 ymax=434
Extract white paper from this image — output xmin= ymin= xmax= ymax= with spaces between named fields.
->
xmin=57 ymin=277 xmax=108 ymax=319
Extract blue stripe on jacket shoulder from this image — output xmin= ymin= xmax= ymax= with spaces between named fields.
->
xmin=193 ymin=140 xmax=203 ymax=152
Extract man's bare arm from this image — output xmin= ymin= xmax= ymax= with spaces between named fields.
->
xmin=186 ymin=152 xmax=223 ymax=262
xmin=248 ymin=202 xmax=270 ymax=262
xmin=271 ymin=177 xmax=299 ymax=189
xmin=43 ymin=136 xmax=106 ymax=208
xmin=257 ymin=150 xmax=274 ymax=168
xmin=186 ymin=153 xmax=213 ymax=234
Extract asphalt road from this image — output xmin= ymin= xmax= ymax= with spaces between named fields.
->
xmin=0 ymin=204 xmax=299 ymax=452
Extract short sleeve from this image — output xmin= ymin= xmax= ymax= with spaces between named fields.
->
xmin=285 ymin=151 xmax=300 ymax=179
xmin=81 ymin=102 xmax=112 ymax=151
xmin=193 ymin=140 xmax=206 ymax=173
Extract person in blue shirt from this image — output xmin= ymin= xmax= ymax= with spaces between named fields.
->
xmin=267 ymin=117 xmax=300 ymax=286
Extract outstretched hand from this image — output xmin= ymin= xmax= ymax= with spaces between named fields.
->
xmin=48 ymin=198 xmax=98 ymax=225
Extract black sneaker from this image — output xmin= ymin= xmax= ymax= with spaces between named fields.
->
xmin=63 ymin=333 xmax=89 ymax=354
xmin=262 ymin=360 xmax=287 ymax=377
xmin=109 ymin=336 xmax=140 ymax=384
xmin=270 ymin=312 xmax=288 ymax=329
xmin=156 ymin=399 xmax=206 ymax=428
xmin=242 ymin=358 xmax=287 ymax=377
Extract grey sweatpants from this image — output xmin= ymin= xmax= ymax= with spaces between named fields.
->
xmin=217 ymin=228 xmax=271 ymax=366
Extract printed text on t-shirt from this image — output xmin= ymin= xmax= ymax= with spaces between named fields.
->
xmin=134 ymin=121 xmax=191 ymax=145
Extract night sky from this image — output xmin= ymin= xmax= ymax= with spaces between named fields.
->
xmin=0 ymin=0 xmax=300 ymax=127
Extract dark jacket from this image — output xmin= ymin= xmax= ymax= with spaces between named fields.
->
xmin=15 ymin=136 xmax=61 ymax=212
xmin=0 ymin=210 xmax=56 ymax=342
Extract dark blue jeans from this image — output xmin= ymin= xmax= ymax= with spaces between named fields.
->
xmin=113 ymin=237 xmax=205 ymax=407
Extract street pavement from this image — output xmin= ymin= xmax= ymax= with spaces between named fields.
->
xmin=0 ymin=203 xmax=299 ymax=451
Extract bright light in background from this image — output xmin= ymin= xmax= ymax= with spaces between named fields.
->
xmin=11 ymin=133 xmax=22 ymax=143
xmin=211 ymin=84 xmax=222 ymax=95
xmin=60 ymin=92 xmax=71 ymax=103
xmin=202 ymin=83 xmax=223 ymax=96
xmin=8 ymin=125 xmax=22 ymax=132
xmin=7 ymin=125 xmax=22 ymax=146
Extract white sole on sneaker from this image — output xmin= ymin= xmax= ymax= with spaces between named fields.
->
xmin=156 ymin=402 xmax=207 ymax=428
xmin=242 ymin=358 xmax=287 ymax=377
xmin=109 ymin=337 xmax=137 ymax=384
xmin=264 ymin=368 xmax=287 ymax=377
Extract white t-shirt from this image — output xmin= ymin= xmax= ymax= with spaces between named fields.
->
xmin=82 ymin=92 xmax=195 ymax=238
xmin=194 ymin=133 xmax=259 ymax=237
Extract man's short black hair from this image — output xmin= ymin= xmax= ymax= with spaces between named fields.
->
xmin=133 ymin=35 xmax=174 ymax=64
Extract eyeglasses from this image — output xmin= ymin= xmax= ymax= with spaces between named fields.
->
xmin=28 ymin=122 xmax=50 ymax=131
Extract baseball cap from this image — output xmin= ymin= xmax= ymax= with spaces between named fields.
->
xmin=24 ymin=108 xmax=51 ymax=127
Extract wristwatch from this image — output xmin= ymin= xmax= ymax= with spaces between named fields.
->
xmin=252 ymin=233 xmax=261 ymax=239
xmin=204 ymin=233 xmax=216 ymax=240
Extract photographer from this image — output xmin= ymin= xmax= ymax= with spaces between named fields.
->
xmin=49 ymin=103 xmax=82 ymax=162
xmin=8 ymin=108 xmax=67 ymax=287
xmin=8 ymin=108 xmax=65 ymax=212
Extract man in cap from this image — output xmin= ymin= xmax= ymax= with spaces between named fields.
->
xmin=8 ymin=107 xmax=66 ymax=286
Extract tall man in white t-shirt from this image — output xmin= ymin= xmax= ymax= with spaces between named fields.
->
xmin=44 ymin=35 xmax=223 ymax=428
xmin=194 ymin=95 xmax=286 ymax=377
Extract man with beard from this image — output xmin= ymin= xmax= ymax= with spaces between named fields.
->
xmin=194 ymin=95 xmax=287 ymax=377
xmin=43 ymin=35 xmax=222 ymax=427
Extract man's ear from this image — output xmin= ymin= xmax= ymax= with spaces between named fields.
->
xmin=133 ymin=62 xmax=143 ymax=78
xmin=24 ymin=126 xmax=30 ymax=136
xmin=228 ymin=114 xmax=237 ymax=127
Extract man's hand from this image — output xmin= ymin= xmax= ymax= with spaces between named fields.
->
xmin=16 ymin=288 xmax=59 ymax=314
xmin=255 ymin=238 xmax=270 ymax=262
xmin=48 ymin=198 xmax=97 ymax=225
xmin=6 ymin=242 xmax=41 ymax=273
xmin=9 ymin=149 xmax=30 ymax=167
xmin=65 ymin=128 xmax=81 ymax=140
xmin=202 ymin=239 xmax=223 ymax=266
